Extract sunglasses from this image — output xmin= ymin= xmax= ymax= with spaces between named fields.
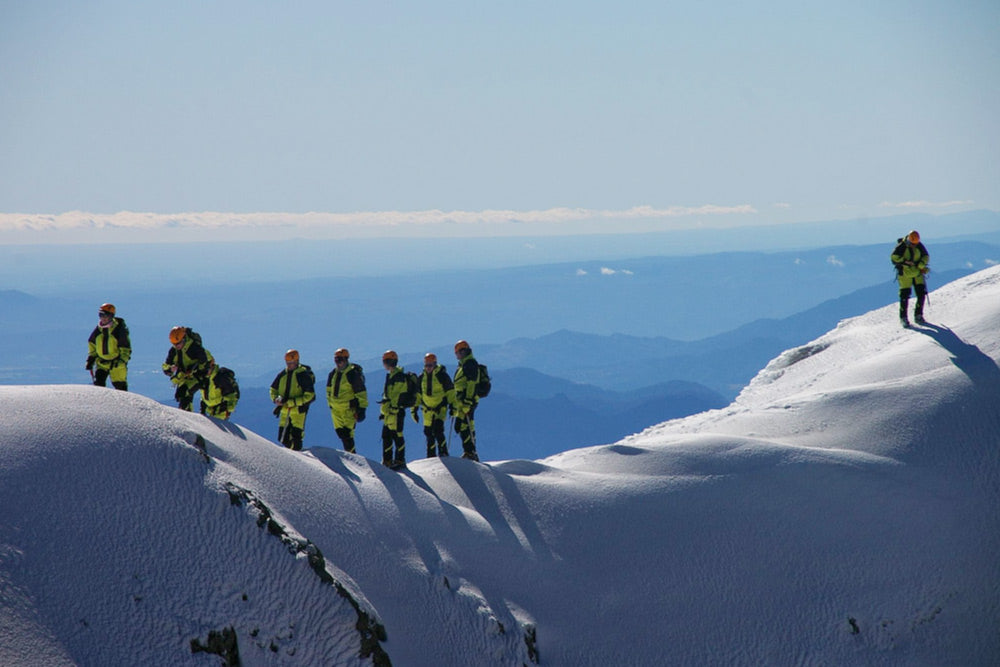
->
xmin=99 ymin=311 xmax=112 ymax=317
xmin=334 ymin=356 xmax=348 ymax=363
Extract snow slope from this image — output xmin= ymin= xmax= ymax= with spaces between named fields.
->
xmin=2 ymin=267 xmax=999 ymax=666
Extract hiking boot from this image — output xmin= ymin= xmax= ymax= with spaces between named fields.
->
xmin=461 ymin=451 xmax=480 ymax=462
xmin=914 ymin=316 xmax=926 ymax=325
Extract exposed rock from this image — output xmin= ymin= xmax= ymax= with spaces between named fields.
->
xmin=190 ymin=626 xmax=240 ymax=666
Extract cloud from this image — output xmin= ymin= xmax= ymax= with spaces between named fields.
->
xmin=0 ymin=204 xmax=757 ymax=236
xmin=826 ymin=255 xmax=845 ymax=267
xmin=879 ymin=200 xmax=974 ymax=209
xmin=577 ymin=267 xmax=635 ymax=276
xmin=773 ymin=202 xmax=792 ymax=209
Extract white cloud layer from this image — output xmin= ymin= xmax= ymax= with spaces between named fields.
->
xmin=0 ymin=205 xmax=756 ymax=241
xmin=879 ymin=200 xmax=974 ymax=209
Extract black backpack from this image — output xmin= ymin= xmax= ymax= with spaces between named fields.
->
xmin=215 ymin=366 xmax=240 ymax=399
xmin=349 ymin=364 xmax=364 ymax=389
xmin=298 ymin=364 xmax=316 ymax=410
xmin=475 ymin=364 xmax=491 ymax=398
xmin=185 ymin=327 xmax=204 ymax=347
xmin=397 ymin=371 xmax=421 ymax=408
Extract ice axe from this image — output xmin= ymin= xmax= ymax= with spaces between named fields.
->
xmin=275 ymin=397 xmax=290 ymax=446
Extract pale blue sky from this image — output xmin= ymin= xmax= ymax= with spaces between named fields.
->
xmin=1 ymin=0 xmax=997 ymax=235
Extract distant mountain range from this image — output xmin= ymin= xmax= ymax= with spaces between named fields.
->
xmin=408 ymin=267 xmax=977 ymax=396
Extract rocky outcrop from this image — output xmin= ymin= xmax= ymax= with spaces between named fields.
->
xmin=221 ymin=481 xmax=391 ymax=666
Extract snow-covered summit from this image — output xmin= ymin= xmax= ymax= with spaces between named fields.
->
xmin=2 ymin=267 xmax=999 ymax=666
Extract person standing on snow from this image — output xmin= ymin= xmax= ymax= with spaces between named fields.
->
xmin=891 ymin=230 xmax=930 ymax=326
xmin=414 ymin=352 xmax=455 ymax=458
xmin=379 ymin=350 xmax=408 ymax=469
xmin=326 ymin=348 xmax=367 ymax=453
xmin=452 ymin=340 xmax=481 ymax=461
xmin=200 ymin=361 xmax=240 ymax=420
xmin=86 ymin=303 xmax=131 ymax=391
xmin=162 ymin=326 xmax=214 ymax=411
xmin=269 ymin=349 xmax=316 ymax=451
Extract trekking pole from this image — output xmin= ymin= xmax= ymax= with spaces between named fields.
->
xmin=447 ymin=414 xmax=454 ymax=453
xmin=278 ymin=416 xmax=289 ymax=447
xmin=277 ymin=401 xmax=289 ymax=446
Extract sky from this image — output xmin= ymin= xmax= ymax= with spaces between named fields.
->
xmin=2 ymin=265 xmax=998 ymax=664
xmin=1 ymin=0 xmax=998 ymax=239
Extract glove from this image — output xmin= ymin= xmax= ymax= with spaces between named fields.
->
xmin=273 ymin=405 xmax=281 ymax=417
xmin=411 ymin=408 xmax=420 ymax=424
xmin=356 ymin=407 xmax=366 ymax=423
xmin=86 ymin=356 xmax=95 ymax=371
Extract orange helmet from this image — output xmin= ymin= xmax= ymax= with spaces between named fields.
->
xmin=424 ymin=352 xmax=437 ymax=365
xmin=285 ymin=349 xmax=300 ymax=364
xmin=382 ymin=350 xmax=399 ymax=364
xmin=454 ymin=340 xmax=471 ymax=355
xmin=334 ymin=348 xmax=349 ymax=362
xmin=169 ymin=326 xmax=187 ymax=345
xmin=99 ymin=303 xmax=115 ymax=316
xmin=907 ymin=230 xmax=921 ymax=244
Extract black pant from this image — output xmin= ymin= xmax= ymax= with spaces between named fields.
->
xmin=454 ymin=404 xmax=477 ymax=458
xmin=899 ymin=283 xmax=927 ymax=320
xmin=279 ymin=425 xmax=303 ymax=451
xmin=93 ymin=368 xmax=127 ymax=391
xmin=335 ymin=427 xmax=356 ymax=453
xmin=381 ymin=425 xmax=405 ymax=464
xmin=424 ymin=417 xmax=448 ymax=457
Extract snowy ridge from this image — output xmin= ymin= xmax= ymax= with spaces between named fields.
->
xmin=2 ymin=267 xmax=999 ymax=665
xmin=0 ymin=388 xmax=385 ymax=666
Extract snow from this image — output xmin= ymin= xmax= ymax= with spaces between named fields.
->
xmin=2 ymin=266 xmax=1000 ymax=666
